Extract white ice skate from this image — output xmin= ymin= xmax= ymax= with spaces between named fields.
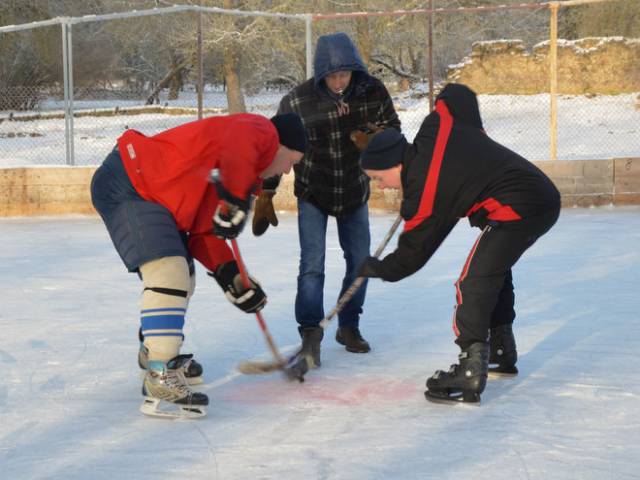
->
xmin=138 ymin=344 xmax=204 ymax=385
xmin=140 ymin=354 xmax=208 ymax=419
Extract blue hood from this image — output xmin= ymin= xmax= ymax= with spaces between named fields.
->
xmin=313 ymin=32 xmax=368 ymax=88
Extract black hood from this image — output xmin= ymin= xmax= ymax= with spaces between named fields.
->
xmin=436 ymin=83 xmax=483 ymax=129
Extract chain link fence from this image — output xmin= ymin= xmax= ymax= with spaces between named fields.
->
xmin=0 ymin=2 xmax=638 ymax=167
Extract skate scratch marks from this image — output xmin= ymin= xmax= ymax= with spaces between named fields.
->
xmin=201 ymin=370 xmax=243 ymax=391
xmin=0 ymin=349 xmax=17 ymax=364
xmin=221 ymin=377 xmax=420 ymax=406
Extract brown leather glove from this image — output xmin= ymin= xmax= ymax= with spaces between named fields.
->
xmin=350 ymin=122 xmax=386 ymax=152
xmin=252 ymin=190 xmax=278 ymax=236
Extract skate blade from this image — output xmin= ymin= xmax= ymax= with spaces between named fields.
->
xmin=488 ymin=365 xmax=518 ymax=378
xmin=424 ymin=389 xmax=481 ymax=406
xmin=140 ymin=397 xmax=206 ymax=419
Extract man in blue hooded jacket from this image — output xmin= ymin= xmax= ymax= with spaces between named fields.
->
xmin=254 ymin=32 xmax=400 ymax=368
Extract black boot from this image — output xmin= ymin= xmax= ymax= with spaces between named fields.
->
xmin=425 ymin=342 xmax=489 ymax=404
xmin=489 ymin=324 xmax=518 ymax=377
xmin=298 ymin=326 xmax=324 ymax=368
xmin=336 ymin=326 xmax=371 ymax=353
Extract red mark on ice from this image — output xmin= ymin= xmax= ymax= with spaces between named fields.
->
xmin=222 ymin=377 xmax=420 ymax=406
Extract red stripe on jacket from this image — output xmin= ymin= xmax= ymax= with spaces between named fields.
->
xmin=404 ymin=100 xmax=453 ymax=232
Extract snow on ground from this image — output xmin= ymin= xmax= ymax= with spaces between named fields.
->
xmin=1 ymin=207 xmax=639 ymax=479
xmin=1 ymin=90 xmax=638 ymax=167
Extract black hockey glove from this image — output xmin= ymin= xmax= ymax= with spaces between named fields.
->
xmin=357 ymin=256 xmax=383 ymax=279
xmin=213 ymin=200 xmax=248 ymax=239
xmin=211 ymin=179 xmax=251 ymax=240
xmin=209 ymin=261 xmax=267 ymax=313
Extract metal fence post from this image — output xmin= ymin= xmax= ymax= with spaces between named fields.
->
xmin=305 ymin=14 xmax=313 ymax=80
xmin=61 ymin=19 xmax=75 ymax=166
xmin=197 ymin=4 xmax=203 ymax=120
xmin=549 ymin=2 xmax=559 ymax=161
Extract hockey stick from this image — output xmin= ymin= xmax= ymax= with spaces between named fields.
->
xmin=239 ymin=214 xmax=403 ymax=375
xmin=319 ymin=214 xmax=403 ymax=329
xmin=231 ymin=239 xmax=305 ymax=381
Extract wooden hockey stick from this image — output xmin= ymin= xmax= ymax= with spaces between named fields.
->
xmin=319 ymin=214 xmax=403 ymax=329
xmin=231 ymin=239 xmax=304 ymax=380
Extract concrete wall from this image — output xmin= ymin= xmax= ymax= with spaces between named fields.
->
xmin=1 ymin=158 xmax=639 ymax=217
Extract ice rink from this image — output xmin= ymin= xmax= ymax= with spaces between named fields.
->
xmin=1 ymin=207 xmax=639 ymax=479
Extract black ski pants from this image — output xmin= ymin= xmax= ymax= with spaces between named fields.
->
xmin=452 ymin=208 xmax=560 ymax=349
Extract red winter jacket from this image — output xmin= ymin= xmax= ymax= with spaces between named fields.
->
xmin=117 ymin=113 xmax=279 ymax=272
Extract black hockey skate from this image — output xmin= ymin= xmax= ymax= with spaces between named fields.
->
xmin=425 ymin=342 xmax=489 ymax=405
xmin=140 ymin=354 xmax=209 ymax=419
xmin=138 ymin=328 xmax=203 ymax=384
xmin=489 ymin=324 xmax=518 ymax=378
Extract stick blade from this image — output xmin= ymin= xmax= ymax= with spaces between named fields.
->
xmin=237 ymin=360 xmax=283 ymax=375
xmin=237 ymin=353 xmax=308 ymax=383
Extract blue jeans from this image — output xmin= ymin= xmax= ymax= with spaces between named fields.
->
xmin=295 ymin=199 xmax=371 ymax=329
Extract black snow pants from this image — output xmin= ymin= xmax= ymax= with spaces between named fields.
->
xmin=452 ymin=207 xmax=560 ymax=349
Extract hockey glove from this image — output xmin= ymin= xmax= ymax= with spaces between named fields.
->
xmin=209 ymin=261 xmax=267 ymax=313
xmin=357 ymin=256 xmax=383 ymax=279
xmin=252 ymin=189 xmax=278 ymax=236
xmin=213 ymin=200 xmax=248 ymax=239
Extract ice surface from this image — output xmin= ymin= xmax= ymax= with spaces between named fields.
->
xmin=1 ymin=207 xmax=639 ymax=479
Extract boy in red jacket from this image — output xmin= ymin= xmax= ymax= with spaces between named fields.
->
xmin=91 ymin=112 xmax=306 ymax=418
xmin=357 ymin=84 xmax=560 ymax=405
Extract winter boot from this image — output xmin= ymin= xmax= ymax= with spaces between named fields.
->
xmin=298 ymin=326 xmax=324 ymax=368
xmin=425 ymin=342 xmax=490 ymax=405
xmin=140 ymin=354 xmax=209 ymax=419
xmin=138 ymin=328 xmax=204 ymax=384
xmin=489 ymin=324 xmax=518 ymax=377
xmin=336 ymin=326 xmax=371 ymax=353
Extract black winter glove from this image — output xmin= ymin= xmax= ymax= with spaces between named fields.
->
xmin=209 ymin=261 xmax=267 ymax=313
xmin=252 ymin=190 xmax=278 ymax=236
xmin=357 ymin=256 xmax=383 ymax=279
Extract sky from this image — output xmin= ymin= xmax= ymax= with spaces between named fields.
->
xmin=1 ymin=207 xmax=639 ymax=479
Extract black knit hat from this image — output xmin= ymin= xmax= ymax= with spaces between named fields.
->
xmin=360 ymin=129 xmax=408 ymax=170
xmin=270 ymin=113 xmax=308 ymax=154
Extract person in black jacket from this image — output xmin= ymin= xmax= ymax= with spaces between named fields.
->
xmin=357 ymin=83 xmax=560 ymax=404
xmin=253 ymin=32 xmax=400 ymax=368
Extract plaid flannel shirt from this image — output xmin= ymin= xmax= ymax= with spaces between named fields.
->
xmin=277 ymin=74 xmax=400 ymax=216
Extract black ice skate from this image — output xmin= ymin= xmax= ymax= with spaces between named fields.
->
xmin=489 ymin=324 xmax=518 ymax=378
xmin=425 ymin=342 xmax=489 ymax=405
xmin=336 ymin=326 xmax=371 ymax=353
xmin=138 ymin=328 xmax=203 ymax=384
xmin=140 ymin=354 xmax=209 ymax=419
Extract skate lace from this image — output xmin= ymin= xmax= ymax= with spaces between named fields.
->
xmin=163 ymin=368 xmax=191 ymax=396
